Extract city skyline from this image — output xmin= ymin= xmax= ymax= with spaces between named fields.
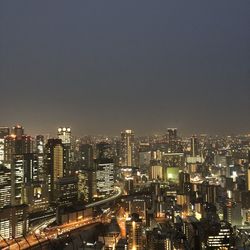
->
xmin=0 ymin=1 xmax=250 ymax=136
xmin=1 ymin=1 xmax=250 ymax=249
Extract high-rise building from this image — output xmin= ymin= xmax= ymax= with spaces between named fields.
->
xmin=4 ymin=128 xmax=33 ymax=165
xmin=167 ymin=128 xmax=177 ymax=152
xmin=247 ymin=166 xmax=250 ymax=191
xmin=11 ymin=125 xmax=24 ymax=138
xmin=57 ymin=127 xmax=71 ymax=175
xmin=0 ymin=127 xmax=9 ymax=163
xmin=191 ymin=135 xmax=199 ymax=157
xmin=23 ymin=153 xmax=39 ymax=183
xmin=179 ymin=172 xmax=190 ymax=194
xmin=126 ymin=213 xmax=143 ymax=250
xmin=96 ymin=142 xmax=114 ymax=162
xmin=139 ymin=151 xmax=151 ymax=168
xmin=55 ymin=176 xmax=78 ymax=206
xmin=11 ymin=155 xmax=25 ymax=205
xmin=45 ymin=139 xmax=65 ymax=203
xmin=121 ymin=129 xmax=136 ymax=167
xmin=35 ymin=135 xmax=45 ymax=181
xmin=0 ymin=164 xmax=11 ymax=208
xmin=0 ymin=204 xmax=28 ymax=239
xmin=96 ymin=162 xmax=114 ymax=198
xmin=149 ymin=165 xmax=163 ymax=181
xmin=79 ymin=144 xmax=94 ymax=170
xmin=78 ymin=170 xmax=91 ymax=202
xmin=168 ymin=128 xmax=177 ymax=141
xmin=57 ymin=127 xmax=71 ymax=144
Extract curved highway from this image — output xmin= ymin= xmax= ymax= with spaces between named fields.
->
xmin=85 ymin=186 xmax=122 ymax=208
xmin=1 ymin=186 xmax=123 ymax=250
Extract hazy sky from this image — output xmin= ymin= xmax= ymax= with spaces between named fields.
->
xmin=0 ymin=1 xmax=249 ymax=136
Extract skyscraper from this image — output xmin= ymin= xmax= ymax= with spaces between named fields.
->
xmin=96 ymin=142 xmax=114 ymax=162
xmin=57 ymin=127 xmax=71 ymax=144
xmin=0 ymin=164 xmax=11 ymax=208
xmin=79 ymin=144 xmax=93 ymax=170
xmin=4 ymin=126 xmax=33 ymax=165
xmin=12 ymin=155 xmax=25 ymax=205
xmin=57 ymin=127 xmax=71 ymax=175
xmin=126 ymin=213 xmax=143 ymax=250
xmin=179 ymin=171 xmax=190 ymax=194
xmin=96 ymin=162 xmax=114 ymax=198
xmin=168 ymin=128 xmax=177 ymax=141
xmin=35 ymin=135 xmax=45 ymax=181
xmin=247 ymin=166 xmax=250 ymax=191
xmin=0 ymin=127 xmax=9 ymax=163
xmin=121 ymin=130 xmax=135 ymax=167
xmin=45 ymin=139 xmax=65 ymax=203
xmin=2 ymin=126 xmax=33 ymax=206
xmin=167 ymin=128 xmax=178 ymax=153
xmin=191 ymin=135 xmax=199 ymax=157
xmin=11 ymin=125 xmax=24 ymax=138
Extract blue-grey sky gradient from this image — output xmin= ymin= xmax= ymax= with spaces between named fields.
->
xmin=0 ymin=1 xmax=250 ymax=136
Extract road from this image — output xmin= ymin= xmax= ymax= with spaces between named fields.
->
xmin=0 ymin=186 xmax=123 ymax=250
xmin=85 ymin=186 xmax=123 ymax=208
xmin=1 ymin=217 xmax=102 ymax=250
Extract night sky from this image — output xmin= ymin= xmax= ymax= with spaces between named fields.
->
xmin=0 ymin=1 xmax=249 ymax=136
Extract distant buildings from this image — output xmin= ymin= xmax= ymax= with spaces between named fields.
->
xmin=0 ymin=124 xmax=250 ymax=249
xmin=121 ymin=130 xmax=136 ymax=167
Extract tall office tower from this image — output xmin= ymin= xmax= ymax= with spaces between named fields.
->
xmin=0 ymin=164 xmax=11 ymax=208
xmin=57 ymin=127 xmax=71 ymax=144
xmin=0 ymin=204 xmax=28 ymax=239
xmin=78 ymin=170 xmax=90 ymax=202
xmin=11 ymin=125 xmax=24 ymax=137
xmin=57 ymin=127 xmax=71 ymax=175
xmin=168 ymin=128 xmax=177 ymax=141
xmin=55 ymin=176 xmax=78 ymax=206
xmin=79 ymin=144 xmax=93 ymax=170
xmin=95 ymin=141 xmax=115 ymax=198
xmin=0 ymin=127 xmax=9 ymax=163
xmin=167 ymin=128 xmax=178 ymax=152
xmin=12 ymin=155 xmax=25 ymax=205
xmin=191 ymin=135 xmax=199 ymax=157
xmin=247 ymin=166 xmax=250 ymax=191
xmin=179 ymin=171 xmax=190 ymax=194
xmin=45 ymin=139 xmax=65 ymax=203
xmin=126 ymin=213 xmax=143 ymax=250
xmin=201 ymin=182 xmax=218 ymax=204
xmin=36 ymin=135 xmax=45 ymax=181
xmin=23 ymin=153 xmax=39 ymax=183
xmin=4 ymin=126 xmax=33 ymax=165
xmin=96 ymin=142 xmax=114 ymax=162
xmin=248 ymin=149 xmax=250 ymax=166
xmin=121 ymin=129 xmax=136 ymax=167
xmin=96 ymin=162 xmax=114 ymax=198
